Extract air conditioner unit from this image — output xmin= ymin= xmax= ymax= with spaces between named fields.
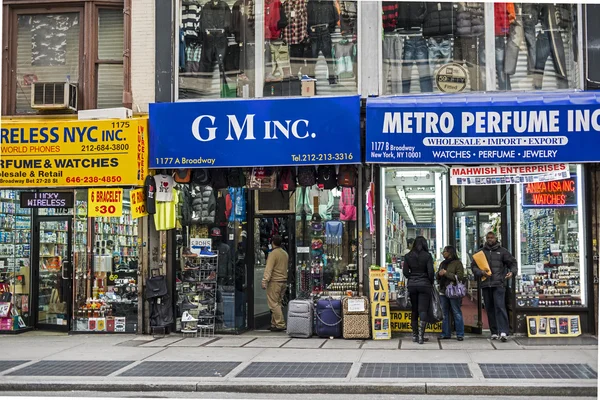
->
xmin=31 ymin=82 xmax=78 ymax=111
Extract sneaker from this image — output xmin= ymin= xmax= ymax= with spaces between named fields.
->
xmin=500 ymin=333 xmax=508 ymax=342
xmin=184 ymin=261 xmax=199 ymax=270
xmin=205 ymin=271 xmax=216 ymax=281
xmin=182 ymin=247 xmax=197 ymax=258
xmin=199 ymin=247 xmax=216 ymax=257
xmin=181 ymin=311 xmax=198 ymax=322
xmin=181 ymin=296 xmax=198 ymax=310
xmin=457 ymin=337 xmax=464 ymax=341
xmin=491 ymin=334 xmax=499 ymax=340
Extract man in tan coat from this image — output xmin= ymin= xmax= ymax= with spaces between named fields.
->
xmin=262 ymin=235 xmax=289 ymax=332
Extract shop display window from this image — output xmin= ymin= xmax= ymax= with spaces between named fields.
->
xmin=382 ymin=2 xmax=486 ymax=94
xmin=380 ymin=167 xmax=448 ymax=305
xmin=494 ymin=3 xmax=579 ymax=91
xmin=516 ymin=165 xmax=585 ymax=308
xmin=73 ymin=189 xmax=140 ymax=333
xmin=0 ymin=190 xmax=32 ymax=332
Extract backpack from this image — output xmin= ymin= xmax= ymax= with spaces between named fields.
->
xmin=211 ymin=168 xmax=229 ymax=189
xmin=297 ymin=166 xmax=316 ymax=187
xmin=249 ymin=168 xmax=277 ymax=189
xmin=173 ymin=169 xmax=191 ymax=183
xmin=317 ymin=166 xmax=337 ymax=190
xmin=337 ymin=165 xmax=356 ymax=187
xmin=192 ymin=169 xmax=211 ymax=186
xmin=278 ymin=167 xmax=297 ymax=191
xmin=339 ymin=187 xmax=357 ymax=221
xmin=227 ymin=168 xmax=246 ymax=187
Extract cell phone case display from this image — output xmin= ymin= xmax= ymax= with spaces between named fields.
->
xmin=0 ymin=190 xmax=31 ymax=331
xmin=176 ymin=251 xmax=218 ymax=337
xmin=518 ymin=208 xmax=581 ymax=308
xmin=526 ymin=315 xmax=580 ymax=337
xmin=370 ymin=267 xmax=391 ymax=340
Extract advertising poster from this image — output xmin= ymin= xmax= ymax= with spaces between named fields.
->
xmin=88 ymin=188 xmax=123 ymax=217
xmin=526 ymin=315 xmax=581 ymax=337
xmin=370 ymin=267 xmax=391 ymax=340
xmin=390 ymin=310 xmax=442 ymax=333
xmin=130 ymin=188 xmax=148 ymax=219
xmin=0 ymin=118 xmax=148 ymax=187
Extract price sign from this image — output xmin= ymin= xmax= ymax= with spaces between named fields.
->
xmin=88 ymin=188 xmax=123 ymax=217
xmin=130 ymin=188 xmax=148 ymax=219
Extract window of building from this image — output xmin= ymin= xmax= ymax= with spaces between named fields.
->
xmin=4 ymin=4 xmax=126 ymax=115
xmin=494 ymin=3 xmax=579 ymax=91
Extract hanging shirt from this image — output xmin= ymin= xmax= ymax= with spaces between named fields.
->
xmin=154 ymin=174 xmax=175 ymax=202
xmin=144 ymin=175 xmax=157 ymax=214
xmin=154 ymin=189 xmax=178 ymax=231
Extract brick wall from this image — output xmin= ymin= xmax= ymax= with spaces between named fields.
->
xmin=131 ymin=0 xmax=155 ymax=112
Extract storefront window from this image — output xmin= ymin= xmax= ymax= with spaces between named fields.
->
xmin=382 ymin=2 xmax=485 ymax=95
xmin=263 ymin=0 xmax=358 ymax=97
xmin=178 ymin=0 xmax=255 ymax=99
xmin=494 ymin=3 xmax=579 ymax=91
xmin=516 ymin=165 xmax=585 ymax=308
xmin=380 ymin=167 xmax=449 ymax=304
xmin=0 ymin=190 xmax=32 ymax=332
xmin=15 ymin=13 xmax=80 ymax=114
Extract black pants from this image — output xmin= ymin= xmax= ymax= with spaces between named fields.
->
xmin=533 ymin=30 xmax=568 ymax=90
xmin=308 ymin=27 xmax=334 ymax=78
xmin=409 ymin=285 xmax=432 ymax=331
xmin=290 ymin=42 xmax=310 ymax=76
xmin=454 ymin=36 xmax=485 ymax=91
xmin=482 ymin=286 xmax=509 ymax=335
xmin=200 ymin=33 xmax=228 ymax=73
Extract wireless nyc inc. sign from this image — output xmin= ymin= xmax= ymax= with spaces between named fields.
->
xmin=149 ymin=97 xmax=361 ymax=168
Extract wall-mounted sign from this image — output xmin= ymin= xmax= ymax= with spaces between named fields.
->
xmin=0 ymin=118 xmax=148 ymax=188
xmin=526 ymin=315 xmax=581 ymax=337
xmin=522 ymin=177 xmax=577 ymax=208
xmin=88 ymin=188 xmax=123 ymax=217
xmin=130 ymin=188 xmax=148 ymax=219
xmin=20 ymin=192 xmax=74 ymax=208
xmin=451 ymin=164 xmax=570 ymax=186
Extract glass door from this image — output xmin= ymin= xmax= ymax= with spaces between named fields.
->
xmin=454 ymin=211 xmax=482 ymax=333
xmin=35 ymin=218 xmax=72 ymax=331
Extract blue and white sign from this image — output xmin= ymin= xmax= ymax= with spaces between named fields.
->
xmin=366 ymin=92 xmax=600 ymax=164
xmin=149 ymin=96 xmax=361 ymax=168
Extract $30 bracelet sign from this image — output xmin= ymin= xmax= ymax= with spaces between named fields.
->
xmin=88 ymin=188 xmax=123 ymax=217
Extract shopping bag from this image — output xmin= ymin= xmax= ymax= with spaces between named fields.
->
xmin=429 ymin=289 xmax=443 ymax=323
xmin=472 ymin=251 xmax=492 ymax=281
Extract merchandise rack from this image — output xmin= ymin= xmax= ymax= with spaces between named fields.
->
xmin=178 ymin=252 xmax=218 ymax=337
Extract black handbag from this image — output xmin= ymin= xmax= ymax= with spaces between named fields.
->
xmin=145 ymin=275 xmax=168 ymax=299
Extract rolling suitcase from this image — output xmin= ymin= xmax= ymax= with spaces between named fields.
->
xmin=287 ymin=299 xmax=314 ymax=338
xmin=316 ymin=298 xmax=343 ymax=338
xmin=342 ymin=296 xmax=370 ymax=339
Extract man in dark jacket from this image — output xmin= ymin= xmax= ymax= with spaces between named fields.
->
xmin=471 ymin=232 xmax=517 ymax=342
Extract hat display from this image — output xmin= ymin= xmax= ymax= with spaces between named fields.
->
xmin=210 ymin=227 xmax=222 ymax=237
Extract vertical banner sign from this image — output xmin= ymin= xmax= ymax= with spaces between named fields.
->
xmin=88 ymin=188 xmax=123 ymax=217
xmin=130 ymin=188 xmax=148 ymax=219
xmin=369 ymin=268 xmax=391 ymax=340
xmin=0 ymin=118 xmax=148 ymax=187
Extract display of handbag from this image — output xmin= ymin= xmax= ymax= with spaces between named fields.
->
xmin=287 ymin=299 xmax=314 ymax=338
xmin=315 ymin=297 xmax=343 ymax=338
xmin=145 ymin=275 xmax=168 ymax=299
xmin=342 ymin=296 xmax=370 ymax=339
xmin=445 ymin=277 xmax=467 ymax=299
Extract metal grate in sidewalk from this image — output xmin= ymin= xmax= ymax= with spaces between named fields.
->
xmin=479 ymin=363 xmax=598 ymax=379
xmin=0 ymin=361 xmax=28 ymax=373
xmin=7 ymin=360 xmax=133 ymax=377
xmin=358 ymin=363 xmax=472 ymax=378
xmin=236 ymin=362 xmax=352 ymax=378
xmin=119 ymin=361 xmax=240 ymax=377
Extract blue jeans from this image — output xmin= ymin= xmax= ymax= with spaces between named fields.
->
xmin=402 ymin=37 xmax=433 ymax=93
xmin=440 ymin=294 xmax=464 ymax=338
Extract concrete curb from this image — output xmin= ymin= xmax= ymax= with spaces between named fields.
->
xmin=0 ymin=381 xmax=596 ymax=396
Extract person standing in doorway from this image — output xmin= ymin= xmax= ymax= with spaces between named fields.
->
xmin=403 ymin=236 xmax=435 ymax=344
xmin=437 ymin=245 xmax=465 ymax=341
xmin=471 ymin=231 xmax=517 ymax=342
xmin=262 ymin=235 xmax=289 ymax=332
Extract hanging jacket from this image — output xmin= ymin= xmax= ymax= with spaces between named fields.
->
xmin=494 ymin=3 xmax=515 ymax=36
xmin=180 ymin=185 xmax=193 ymax=226
xmin=397 ymin=2 xmax=426 ymax=31
xmin=307 ymin=0 xmax=339 ymax=33
xmin=182 ymin=1 xmax=202 ymax=39
xmin=265 ymin=0 xmax=287 ymax=40
xmin=190 ymin=185 xmax=216 ymax=224
xmin=231 ymin=0 xmax=256 ymax=43
xmin=282 ymin=0 xmax=308 ymax=44
xmin=339 ymin=1 xmax=357 ymax=34
xmin=382 ymin=2 xmax=400 ymax=32
xmin=455 ymin=2 xmax=484 ymax=37
xmin=422 ymin=2 xmax=456 ymax=38
xmin=199 ymin=0 xmax=231 ymax=36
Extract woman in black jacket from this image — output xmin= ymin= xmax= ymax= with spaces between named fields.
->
xmin=402 ymin=236 xmax=434 ymax=344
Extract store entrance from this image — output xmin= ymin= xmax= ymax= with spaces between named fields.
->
xmin=453 ymin=210 xmax=506 ymax=334
xmin=252 ymin=215 xmax=294 ymax=330
xmin=34 ymin=217 xmax=73 ymax=331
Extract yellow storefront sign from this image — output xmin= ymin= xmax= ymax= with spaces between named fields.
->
xmin=88 ymin=188 xmax=123 ymax=217
xmin=0 ymin=118 xmax=148 ymax=187
xmin=130 ymin=188 xmax=148 ymax=219
xmin=390 ymin=311 xmax=442 ymax=333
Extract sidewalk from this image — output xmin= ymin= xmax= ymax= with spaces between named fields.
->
xmin=0 ymin=331 xmax=597 ymax=396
